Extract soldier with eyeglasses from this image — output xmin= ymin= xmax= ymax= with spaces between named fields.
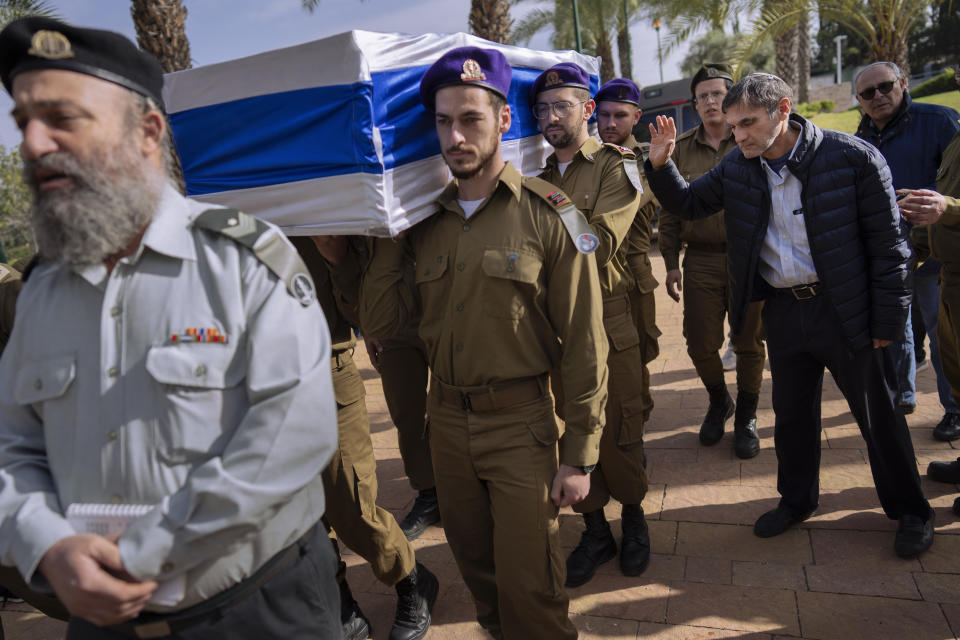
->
xmin=658 ymin=63 xmax=766 ymax=460
xmin=531 ymin=63 xmax=650 ymax=589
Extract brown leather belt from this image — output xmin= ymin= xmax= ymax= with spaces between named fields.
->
xmin=685 ymin=241 xmax=727 ymax=253
xmin=433 ymin=375 xmax=547 ymax=413
xmin=771 ymin=282 xmax=822 ymax=300
xmin=602 ymin=293 xmax=631 ymax=318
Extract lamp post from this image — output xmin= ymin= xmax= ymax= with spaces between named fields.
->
xmin=653 ymin=18 xmax=663 ymax=84
xmin=572 ymin=0 xmax=583 ymax=53
xmin=834 ymin=34 xmax=847 ymax=84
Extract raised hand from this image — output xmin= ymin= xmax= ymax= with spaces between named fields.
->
xmin=647 ymin=115 xmax=677 ymax=170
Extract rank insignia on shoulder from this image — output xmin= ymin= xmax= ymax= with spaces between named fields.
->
xmin=171 ymin=327 xmax=229 ymax=344
xmin=291 ymin=272 xmax=317 ymax=307
xmin=546 ymin=190 xmax=569 ymax=207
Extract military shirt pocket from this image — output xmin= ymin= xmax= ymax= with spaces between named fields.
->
xmin=14 ymin=354 xmax=76 ymax=405
xmin=480 ymin=247 xmax=541 ymax=318
xmin=604 ymin=310 xmax=641 ymax=352
xmin=332 ymin=359 xmax=365 ymax=408
xmin=146 ymin=343 xmax=243 ymax=464
xmin=617 ymin=396 xmax=646 ymax=447
xmin=570 ymin=190 xmax=596 ymax=216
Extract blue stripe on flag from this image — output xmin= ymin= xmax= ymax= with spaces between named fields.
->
xmin=171 ymin=67 xmax=599 ymax=196
xmin=172 ymin=83 xmax=380 ymax=196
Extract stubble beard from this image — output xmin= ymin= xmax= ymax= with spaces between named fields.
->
xmin=544 ymin=118 xmax=584 ymax=151
xmin=446 ymin=136 xmax=499 ymax=181
xmin=25 ymin=142 xmax=163 ymax=267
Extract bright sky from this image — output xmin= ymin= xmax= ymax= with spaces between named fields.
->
xmin=0 ymin=0 xmax=685 ymax=148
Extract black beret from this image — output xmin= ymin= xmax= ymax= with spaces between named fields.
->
xmin=690 ymin=63 xmax=734 ymax=96
xmin=0 ymin=17 xmax=164 ymax=110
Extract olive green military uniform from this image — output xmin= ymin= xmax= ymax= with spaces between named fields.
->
xmin=360 ymin=162 xmax=607 ymax=639
xmin=659 ymin=124 xmax=765 ymax=394
xmin=930 ymin=130 xmax=960 ymax=403
xmin=372 ymin=240 xmax=435 ymax=492
xmin=291 ymin=237 xmax=416 ymax=588
xmin=539 ymin=136 xmax=648 ymax=514
xmin=624 ymin=136 xmax=662 ymax=419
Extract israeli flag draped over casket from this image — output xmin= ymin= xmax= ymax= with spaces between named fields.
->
xmin=162 ymin=31 xmax=600 ymax=237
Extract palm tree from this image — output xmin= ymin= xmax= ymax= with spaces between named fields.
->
xmin=130 ymin=0 xmax=191 ymax=73
xmin=0 ymin=0 xmax=58 ymax=27
xmin=513 ymin=0 xmax=643 ymax=81
xmin=733 ymin=0 xmax=934 ymax=80
xmin=471 ymin=0 xmax=513 ymax=43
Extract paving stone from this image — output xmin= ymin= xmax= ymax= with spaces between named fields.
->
xmin=677 ymin=522 xmax=813 ymax=565
xmin=661 ymin=485 xmax=781 ymax=526
xmin=572 ymin=614 xmax=641 ymax=639
xmin=805 ymin=565 xmax=920 ymax=599
xmin=919 ymin=533 xmax=960 ymax=573
xmin=649 ymin=461 xmax=741 ymax=486
xmin=665 ymin=581 xmax=800 ymax=635
xmin=796 ymin=591 xmax=952 ymax=640
xmin=0 ymin=609 xmax=65 ymax=640
xmin=635 ymin=621 xmax=775 ymax=639
xmin=733 ymin=561 xmax=807 ymax=591
xmin=940 ymin=602 xmax=960 ymax=637
xmin=914 ymin=571 xmax=960 ymax=604
xmin=568 ymin=574 xmax=669 ymax=622
xmin=684 ymin=556 xmax=732 ymax=584
xmin=810 ymin=529 xmax=921 ymax=570
xmin=740 ymin=462 xmax=778 ymax=488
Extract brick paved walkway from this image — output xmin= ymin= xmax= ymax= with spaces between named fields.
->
xmin=3 ymin=246 xmax=958 ymax=639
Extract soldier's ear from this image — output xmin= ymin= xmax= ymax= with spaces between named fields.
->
xmin=499 ymin=104 xmax=511 ymax=134
xmin=583 ymin=99 xmax=596 ymax=121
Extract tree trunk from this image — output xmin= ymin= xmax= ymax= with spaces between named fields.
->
xmin=130 ymin=0 xmax=191 ymax=73
xmin=469 ymin=0 xmax=512 ymax=44
xmin=796 ymin=10 xmax=810 ymax=103
xmin=617 ymin=24 xmax=632 ymax=79
xmin=596 ymin=36 xmax=615 ymax=83
xmin=773 ymin=25 xmax=799 ymax=94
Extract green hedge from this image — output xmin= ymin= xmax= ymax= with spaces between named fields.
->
xmin=911 ymin=68 xmax=956 ymax=99
xmin=794 ymin=99 xmax=836 ymax=117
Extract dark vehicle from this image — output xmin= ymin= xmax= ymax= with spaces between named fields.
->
xmin=632 ymin=78 xmax=701 ymax=143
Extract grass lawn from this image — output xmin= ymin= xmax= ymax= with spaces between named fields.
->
xmin=809 ymin=89 xmax=960 ymax=134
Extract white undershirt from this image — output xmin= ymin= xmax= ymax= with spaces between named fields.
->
xmin=458 ymin=198 xmax=484 ymax=218
xmin=558 ymin=161 xmax=572 ymax=176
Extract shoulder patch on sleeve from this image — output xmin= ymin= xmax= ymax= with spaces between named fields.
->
xmin=193 ymin=208 xmax=316 ymax=306
xmin=521 ymin=177 xmax=600 ymax=254
xmin=602 ymin=142 xmax=637 ymax=158
xmin=623 ymin=158 xmax=644 ymax=194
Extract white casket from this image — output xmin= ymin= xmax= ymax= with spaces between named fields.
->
xmin=162 ymin=30 xmax=600 ymax=237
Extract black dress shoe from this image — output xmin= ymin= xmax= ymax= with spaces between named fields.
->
xmin=399 ymin=488 xmax=441 ymax=541
xmin=343 ymin=606 xmax=372 ymax=640
xmin=700 ymin=384 xmax=734 ymax=446
xmin=733 ymin=391 xmax=761 ymax=459
xmin=927 ymin=459 xmax=960 ymax=484
xmin=566 ymin=509 xmax=617 ymax=587
xmin=390 ymin=563 xmax=438 ymax=640
xmin=894 ymin=510 xmax=934 ymax=558
xmin=754 ymin=505 xmax=815 ymax=538
xmin=901 ymin=402 xmax=917 ymax=415
xmin=933 ymin=413 xmax=960 ymax=442
xmin=619 ymin=504 xmax=650 ymax=577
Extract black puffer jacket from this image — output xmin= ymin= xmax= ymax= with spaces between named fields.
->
xmin=646 ymin=113 xmax=910 ymax=351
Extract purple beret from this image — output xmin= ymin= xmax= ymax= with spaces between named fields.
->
xmin=530 ymin=62 xmax=590 ymax=100
xmin=0 ymin=16 xmax=164 ymax=110
xmin=420 ymin=46 xmax=511 ymax=111
xmin=594 ymin=78 xmax=641 ymax=106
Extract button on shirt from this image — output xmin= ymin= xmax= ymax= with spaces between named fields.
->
xmin=0 ymin=184 xmax=337 ymax=611
xmin=758 ymin=128 xmax=819 ymax=288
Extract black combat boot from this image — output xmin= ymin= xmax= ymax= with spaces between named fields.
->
xmin=565 ymin=509 xmax=617 ymax=587
xmin=390 ymin=562 xmax=438 ymax=640
xmin=700 ymin=383 xmax=734 ymax=446
xmin=619 ymin=504 xmax=650 ymax=577
xmin=340 ymin=579 xmax=372 ymax=640
xmin=733 ymin=391 xmax=761 ymax=459
xmin=399 ymin=487 xmax=441 ymax=541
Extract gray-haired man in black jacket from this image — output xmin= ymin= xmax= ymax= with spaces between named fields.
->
xmin=644 ymin=72 xmax=934 ymax=559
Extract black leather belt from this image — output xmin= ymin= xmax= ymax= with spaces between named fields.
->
xmin=772 ymin=282 xmax=822 ymax=300
xmin=111 ymin=525 xmax=316 ymax=639
xmin=331 ymin=347 xmax=354 ymax=368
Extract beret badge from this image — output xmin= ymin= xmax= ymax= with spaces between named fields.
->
xmin=460 ymin=58 xmax=486 ymax=82
xmin=545 ymin=70 xmax=561 ymax=87
xmin=27 ymin=30 xmax=73 ymax=60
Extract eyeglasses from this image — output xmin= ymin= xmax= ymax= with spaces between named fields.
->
xmin=858 ymin=81 xmax=896 ymax=101
xmin=532 ymin=100 xmax=587 ymax=120
xmin=695 ymin=90 xmax=726 ymax=104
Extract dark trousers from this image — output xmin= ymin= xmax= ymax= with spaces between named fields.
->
xmin=763 ymin=293 xmax=930 ymax=520
xmin=66 ymin=525 xmax=342 ymax=640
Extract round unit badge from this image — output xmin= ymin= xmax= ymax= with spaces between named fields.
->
xmin=576 ymin=233 xmax=600 ymax=254
xmin=290 ymin=272 xmax=317 ymax=307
